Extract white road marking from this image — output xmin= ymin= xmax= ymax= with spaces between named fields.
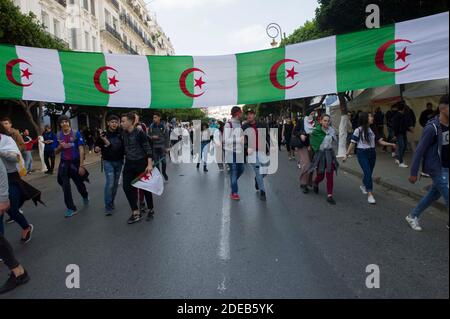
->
xmin=218 ymin=174 xmax=231 ymax=261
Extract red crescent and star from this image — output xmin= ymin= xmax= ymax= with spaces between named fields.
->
xmin=375 ymin=39 xmax=412 ymax=72
xmin=179 ymin=68 xmax=206 ymax=98
xmin=6 ymin=58 xmax=33 ymax=87
xmin=94 ymin=66 xmax=120 ymax=94
xmin=270 ymin=59 xmax=300 ymax=90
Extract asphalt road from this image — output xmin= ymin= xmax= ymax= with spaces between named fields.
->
xmin=1 ymin=152 xmax=448 ymax=299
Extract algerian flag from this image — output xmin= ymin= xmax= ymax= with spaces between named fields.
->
xmin=132 ymin=167 xmax=164 ymax=196
xmin=59 ymin=51 xmax=151 ymax=108
xmin=147 ymin=54 xmax=237 ymax=108
xmin=236 ymin=36 xmax=337 ymax=105
xmin=0 ymin=45 xmax=65 ymax=102
xmin=336 ymin=11 xmax=449 ymax=91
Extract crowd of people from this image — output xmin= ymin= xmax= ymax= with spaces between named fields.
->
xmin=0 ymin=94 xmax=448 ymax=295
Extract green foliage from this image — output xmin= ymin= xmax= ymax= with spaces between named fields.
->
xmin=281 ymin=20 xmax=329 ymax=46
xmin=0 ymin=0 xmax=68 ymax=50
xmin=315 ymin=0 xmax=450 ymax=35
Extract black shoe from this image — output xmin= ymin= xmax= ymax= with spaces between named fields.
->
xmin=255 ymin=178 xmax=259 ymax=191
xmin=196 ymin=163 xmax=200 ymax=169
xmin=260 ymin=191 xmax=266 ymax=201
xmin=20 ymin=224 xmax=34 ymax=244
xmin=0 ymin=270 xmax=30 ymax=295
xmin=327 ymin=196 xmax=336 ymax=205
xmin=146 ymin=209 xmax=155 ymax=221
xmin=313 ymin=185 xmax=319 ymax=194
xmin=301 ymin=185 xmax=310 ymax=194
xmin=127 ymin=213 xmax=142 ymax=224
xmin=163 ymin=174 xmax=168 ymax=181
xmin=203 ymin=166 xmax=208 ymax=172
xmin=5 ymin=217 xmax=15 ymax=224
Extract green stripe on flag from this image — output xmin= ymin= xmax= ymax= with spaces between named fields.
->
xmin=236 ymin=47 xmax=285 ymax=105
xmin=59 ymin=51 xmax=109 ymax=106
xmin=336 ymin=25 xmax=395 ymax=92
xmin=0 ymin=45 xmax=23 ymax=100
xmin=148 ymin=55 xmax=193 ymax=108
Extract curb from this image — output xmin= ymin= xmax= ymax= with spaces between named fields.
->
xmin=340 ymin=165 xmax=447 ymax=212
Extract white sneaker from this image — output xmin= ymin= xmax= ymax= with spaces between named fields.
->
xmin=392 ymin=152 xmax=397 ymax=158
xmin=395 ymin=159 xmax=400 ymax=165
xmin=297 ymin=163 xmax=302 ymax=169
xmin=406 ymin=215 xmax=422 ymax=231
xmin=368 ymin=194 xmax=376 ymax=204
xmin=360 ymin=185 xmax=368 ymax=194
xmin=399 ymin=163 xmax=408 ymax=168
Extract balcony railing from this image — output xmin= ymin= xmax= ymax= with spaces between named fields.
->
xmin=110 ymin=0 xmax=120 ymax=10
xmin=104 ymin=23 xmax=122 ymax=42
xmin=120 ymin=13 xmax=156 ymax=50
xmin=45 ymin=31 xmax=69 ymax=48
xmin=122 ymin=41 xmax=138 ymax=55
xmin=55 ymin=0 xmax=67 ymax=7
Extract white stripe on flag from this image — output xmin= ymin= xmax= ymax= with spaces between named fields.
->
xmin=285 ymin=36 xmax=337 ymax=100
xmin=395 ymin=12 xmax=449 ymax=85
xmin=104 ymin=54 xmax=151 ymax=108
xmin=192 ymin=55 xmax=238 ymax=108
xmin=16 ymin=46 xmax=65 ymax=103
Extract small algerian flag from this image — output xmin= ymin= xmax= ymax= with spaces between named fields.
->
xmin=336 ymin=12 xmax=449 ymax=91
xmin=132 ymin=167 xmax=164 ymax=196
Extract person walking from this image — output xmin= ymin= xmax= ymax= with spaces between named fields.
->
xmin=121 ymin=113 xmax=154 ymax=224
xmin=197 ymin=122 xmax=211 ymax=172
xmin=0 ymin=155 xmax=30 ymax=295
xmin=306 ymin=114 xmax=339 ymax=205
xmin=243 ymin=109 xmax=268 ymax=201
xmin=405 ymin=105 xmax=417 ymax=152
xmin=149 ymin=112 xmax=169 ymax=181
xmin=22 ymin=129 xmax=37 ymax=175
xmin=95 ymin=115 xmax=124 ymax=216
xmin=42 ymin=125 xmax=57 ymax=175
xmin=0 ymin=118 xmax=25 ymax=153
xmin=0 ymin=125 xmax=34 ymax=243
xmin=374 ymin=107 xmax=385 ymax=139
xmin=344 ymin=112 xmax=396 ymax=204
xmin=224 ymin=106 xmax=245 ymax=200
xmin=282 ymin=119 xmax=295 ymax=160
xmin=293 ymin=115 xmax=312 ymax=194
xmin=391 ymin=101 xmax=409 ymax=168
xmin=406 ymin=95 xmax=449 ymax=231
xmin=55 ymin=115 xmax=89 ymax=218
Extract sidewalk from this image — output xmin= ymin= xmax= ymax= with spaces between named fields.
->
xmin=339 ymin=148 xmax=447 ymax=211
xmin=22 ymin=148 xmax=101 ymax=183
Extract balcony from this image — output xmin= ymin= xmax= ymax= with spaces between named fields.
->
xmin=54 ymin=0 xmax=67 ymax=7
xmin=45 ymin=31 xmax=69 ymax=48
xmin=120 ymin=13 xmax=156 ymax=50
xmin=103 ymin=23 xmax=122 ymax=43
xmin=122 ymin=41 xmax=138 ymax=55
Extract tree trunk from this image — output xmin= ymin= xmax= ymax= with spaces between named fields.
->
xmin=337 ymin=93 xmax=349 ymax=158
xmin=15 ymin=100 xmax=41 ymax=136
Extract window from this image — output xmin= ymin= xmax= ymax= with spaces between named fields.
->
xmin=83 ymin=0 xmax=88 ymax=11
xmin=69 ymin=0 xmax=75 ymax=4
xmin=85 ymin=31 xmax=90 ymax=50
xmin=53 ymin=19 xmax=60 ymax=38
xmin=92 ymin=36 xmax=97 ymax=51
xmin=71 ymin=28 xmax=77 ymax=49
xmin=41 ymin=11 xmax=49 ymax=30
xmin=105 ymin=9 xmax=111 ymax=25
xmin=112 ymin=17 xmax=118 ymax=30
xmin=90 ymin=0 xmax=95 ymax=16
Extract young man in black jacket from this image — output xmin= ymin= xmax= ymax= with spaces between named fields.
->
xmin=95 ymin=115 xmax=125 ymax=216
xmin=121 ymin=113 xmax=154 ymax=224
xmin=391 ymin=102 xmax=409 ymax=168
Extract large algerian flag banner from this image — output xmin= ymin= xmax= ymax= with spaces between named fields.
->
xmin=0 ymin=12 xmax=448 ymax=109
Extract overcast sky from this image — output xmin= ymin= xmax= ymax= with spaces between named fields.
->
xmin=148 ymin=0 xmax=319 ymax=56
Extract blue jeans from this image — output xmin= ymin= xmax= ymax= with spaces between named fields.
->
xmin=24 ymin=151 xmax=32 ymax=172
xmin=411 ymin=168 xmax=449 ymax=218
xmin=229 ymin=162 xmax=244 ymax=194
xmin=0 ymin=183 xmax=30 ymax=235
xmin=200 ymin=141 xmax=209 ymax=167
xmin=103 ymin=160 xmax=123 ymax=212
xmin=356 ymin=148 xmax=376 ymax=193
xmin=250 ymin=153 xmax=266 ymax=193
xmin=396 ymin=134 xmax=407 ymax=164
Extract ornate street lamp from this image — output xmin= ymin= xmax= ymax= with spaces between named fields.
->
xmin=266 ymin=23 xmax=285 ymax=48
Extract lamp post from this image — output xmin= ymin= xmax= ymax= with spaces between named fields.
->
xmin=266 ymin=23 xmax=285 ymax=48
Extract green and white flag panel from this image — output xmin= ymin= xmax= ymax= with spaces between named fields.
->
xmin=0 ymin=12 xmax=448 ymax=109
